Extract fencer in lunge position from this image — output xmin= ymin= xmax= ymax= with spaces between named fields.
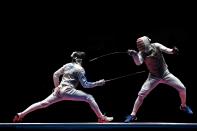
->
xmin=124 ymin=36 xmax=193 ymax=122
xmin=13 ymin=51 xmax=113 ymax=123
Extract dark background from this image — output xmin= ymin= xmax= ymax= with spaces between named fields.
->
xmin=1 ymin=2 xmax=197 ymax=123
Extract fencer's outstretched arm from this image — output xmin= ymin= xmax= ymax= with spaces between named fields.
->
xmin=154 ymin=43 xmax=178 ymax=54
xmin=53 ymin=65 xmax=65 ymax=87
xmin=128 ymin=49 xmax=144 ymax=65
xmin=78 ymin=70 xmax=105 ymax=88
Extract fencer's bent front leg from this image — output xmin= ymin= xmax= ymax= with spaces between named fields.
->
xmin=131 ymin=75 xmax=160 ymax=115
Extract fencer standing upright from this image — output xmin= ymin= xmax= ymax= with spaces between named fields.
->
xmin=124 ymin=36 xmax=193 ymax=122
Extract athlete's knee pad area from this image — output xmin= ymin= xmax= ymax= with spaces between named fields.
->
xmin=84 ymin=94 xmax=95 ymax=102
xmin=40 ymin=101 xmax=51 ymax=107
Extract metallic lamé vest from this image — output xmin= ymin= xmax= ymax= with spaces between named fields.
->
xmin=143 ymin=44 xmax=168 ymax=77
xmin=60 ymin=63 xmax=83 ymax=87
